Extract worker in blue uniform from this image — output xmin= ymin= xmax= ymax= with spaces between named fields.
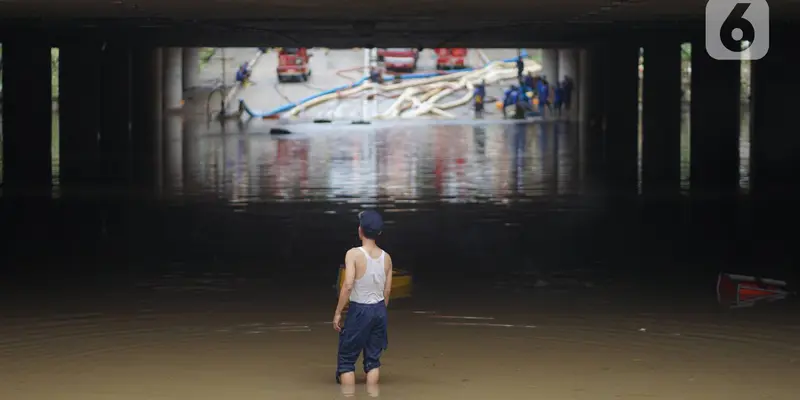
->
xmin=536 ymin=78 xmax=551 ymax=116
xmin=523 ymin=72 xmax=536 ymax=94
xmin=553 ymin=82 xmax=564 ymax=118
xmin=561 ymin=76 xmax=574 ymax=113
xmin=235 ymin=62 xmax=252 ymax=85
xmin=473 ymin=80 xmax=487 ymax=116
xmin=503 ymin=85 xmax=529 ymax=119
xmin=369 ymin=66 xmax=383 ymax=84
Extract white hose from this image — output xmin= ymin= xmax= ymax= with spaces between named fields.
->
xmin=286 ymin=58 xmax=541 ymax=119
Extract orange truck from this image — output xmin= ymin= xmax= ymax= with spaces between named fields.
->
xmin=377 ymin=48 xmax=419 ymax=72
xmin=435 ymin=48 xmax=468 ymax=70
xmin=277 ymin=48 xmax=312 ymax=82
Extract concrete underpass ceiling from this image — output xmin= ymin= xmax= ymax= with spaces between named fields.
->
xmin=1 ymin=0 xmax=799 ymax=47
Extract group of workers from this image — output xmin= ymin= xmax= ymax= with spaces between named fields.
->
xmin=472 ymin=56 xmax=574 ymax=119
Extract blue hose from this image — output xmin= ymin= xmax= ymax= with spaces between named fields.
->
xmin=242 ymin=49 xmax=529 ymax=118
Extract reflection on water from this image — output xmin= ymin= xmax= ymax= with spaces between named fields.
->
xmin=0 ymin=109 xmax=771 ymax=289
xmin=168 ymin=120 xmax=584 ymax=204
xmin=0 ymin=109 xmax=752 ymax=197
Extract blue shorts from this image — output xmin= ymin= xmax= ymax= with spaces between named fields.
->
xmin=336 ymin=301 xmax=388 ymax=380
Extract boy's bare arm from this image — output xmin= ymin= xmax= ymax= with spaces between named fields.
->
xmin=383 ymin=253 xmax=393 ymax=307
xmin=335 ymin=248 xmax=358 ymax=316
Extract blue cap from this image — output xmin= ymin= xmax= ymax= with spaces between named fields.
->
xmin=358 ymin=210 xmax=384 ymax=235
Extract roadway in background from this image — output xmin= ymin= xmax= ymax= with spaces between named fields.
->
xmin=236 ymin=48 xmax=532 ymax=121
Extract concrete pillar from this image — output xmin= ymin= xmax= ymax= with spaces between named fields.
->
xmin=152 ymin=49 xmax=164 ymax=122
xmin=558 ymin=49 xmax=578 ymax=82
xmin=690 ymin=39 xmax=740 ymax=198
xmin=163 ymin=47 xmax=183 ymax=111
xmin=641 ymin=42 xmax=682 ymax=196
xmin=750 ymin=33 xmax=799 ymax=201
xmin=581 ymin=47 xmax=607 ymax=180
xmin=603 ymin=44 xmax=640 ymax=192
xmin=152 ymin=48 xmax=164 ymax=195
xmin=558 ymin=49 xmax=579 ymax=119
xmin=182 ymin=47 xmax=200 ymax=91
xmin=164 ymin=115 xmax=184 ymax=195
xmin=98 ymin=42 xmax=133 ymax=185
xmin=541 ymin=49 xmax=559 ymax=84
xmin=577 ymin=49 xmax=590 ymax=123
xmin=1 ymin=39 xmax=53 ymax=189
xmin=59 ymin=42 xmax=104 ymax=189
xmin=130 ymin=46 xmax=162 ymax=190
xmin=182 ymin=117 xmax=199 ymax=192
xmin=748 ymin=29 xmax=798 ymax=281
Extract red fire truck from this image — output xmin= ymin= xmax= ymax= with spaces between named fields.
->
xmin=435 ymin=48 xmax=468 ymax=70
xmin=277 ymin=48 xmax=312 ymax=82
xmin=377 ymin=48 xmax=419 ymax=72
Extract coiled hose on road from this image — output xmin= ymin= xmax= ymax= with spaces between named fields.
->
xmin=239 ymin=51 xmax=532 ymax=119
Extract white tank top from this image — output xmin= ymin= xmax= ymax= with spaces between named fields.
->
xmin=349 ymin=247 xmax=387 ymax=304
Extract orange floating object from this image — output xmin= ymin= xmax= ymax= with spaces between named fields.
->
xmin=717 ymin=272 xmax=791 ymax=308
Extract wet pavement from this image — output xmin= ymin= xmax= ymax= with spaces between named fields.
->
xmin=0 ymin=49 xmax=797 ymax=400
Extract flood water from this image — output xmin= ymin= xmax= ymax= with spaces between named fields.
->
xmin=1 ymin=113 xmax=798 ymax=399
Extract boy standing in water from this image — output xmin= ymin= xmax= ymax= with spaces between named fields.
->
xmin=334 ymin=210 xmax=393 ymax=392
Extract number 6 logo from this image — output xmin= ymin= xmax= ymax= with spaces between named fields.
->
xmin=706 ymin=0 xmax=770 ymax=60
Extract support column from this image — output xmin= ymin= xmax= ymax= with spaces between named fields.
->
xmin=59 ymin=42 xmax=103 ymax=188
xmin=182 ymin=117 xmax=199 ymax=193
xmin=641 ymin=42 xmax=682 ymax=196
xmin=558 ymin=49 xmax=579 ymax=119
xmin=163 ymin=47 xmax=183 ymax=111
xmin=2 ymin=39 xmax=53 ymax=189
xmin=541 ymin=49 xmax=559 ymax=84
xmin=130 ymin=46 xmax=162 ymax=191
xmin=578 ymin=49 xmax=590 ymax=124
xmin=558 ymin=49 xmax=578 ymax=82
xmin=98 ymin=42 xmax=133 ymax=185
xmin=690 ymin=38 xmax=740 ymax=197
xmin=153 ymin=48 xmax=164 ymax=195
xmin=582 ymin=47 xmax=606 ymax=181
xmin=750 ymin=33 xmax=799 ymax=202
xmin=603 ymin=44 xmax=640 ymax=192
xmin=182 ymin=48 xmax=200 ymax=91
xmin=749 ymin=28 xmax=799 ymax=283
xmin=577 ymin=48 xmax=591 ymax=185
xmin=163 ymin=115 xmax=184 ymax=195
